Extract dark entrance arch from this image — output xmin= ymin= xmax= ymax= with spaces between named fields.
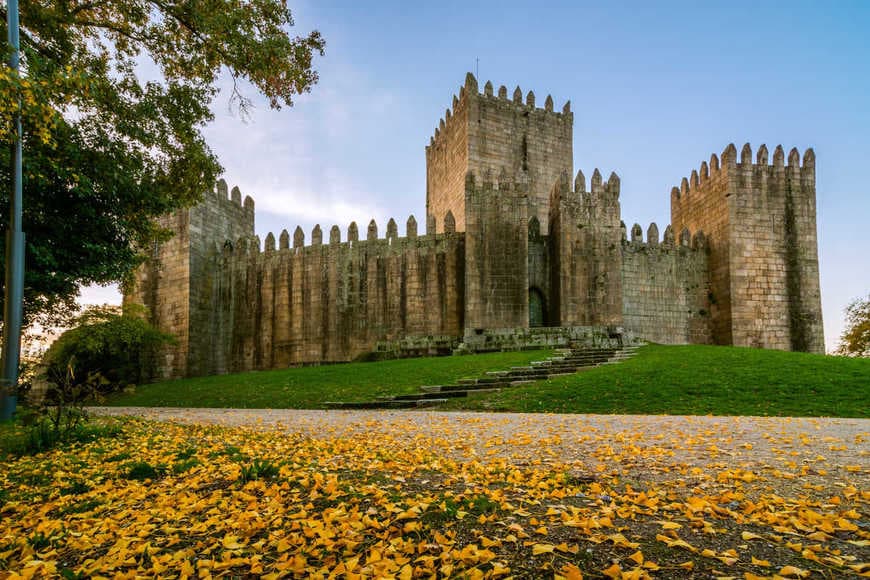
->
xmin=529 ymin=287 xmax=546 ymax=327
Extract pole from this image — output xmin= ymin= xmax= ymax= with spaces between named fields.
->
xmin=1 ymin=0 xmax=25 ymax=420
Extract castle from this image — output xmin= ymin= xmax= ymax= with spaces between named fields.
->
xmin=125 ymin=73 xmax=824 ymax=379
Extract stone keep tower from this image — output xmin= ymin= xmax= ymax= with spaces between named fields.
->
xmin=670 ymin=144 xmax=824 ymax=353
xmin=426 ymin=73 xmax=573 ymax=234
xmin=124 ymin=180 xmax=254 ymax=378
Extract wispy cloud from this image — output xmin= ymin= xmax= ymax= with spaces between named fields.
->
xmin=203 ymin=60 xmax=402 ymax=236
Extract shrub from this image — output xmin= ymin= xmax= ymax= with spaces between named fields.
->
xmin=41 ymin=304 xmax=173 ymax=398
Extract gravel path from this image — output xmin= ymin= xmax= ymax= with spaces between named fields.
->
xmin=92 ymin=407 xmax=870 ymax=489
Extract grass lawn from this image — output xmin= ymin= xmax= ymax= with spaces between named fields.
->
xmin=101 ymin=350 xmax=553 ymax=409
xmin=100 ymin=344 xmax=870 ymax=417
xmin=444 ymin=344 xmax=870 ymax=417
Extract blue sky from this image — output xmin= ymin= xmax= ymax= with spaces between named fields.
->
xmin=83 ymin=0 xmax=870 ymax=352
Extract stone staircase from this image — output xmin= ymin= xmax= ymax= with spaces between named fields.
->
xmin=324 ymin=344 xmax=639 ymax=410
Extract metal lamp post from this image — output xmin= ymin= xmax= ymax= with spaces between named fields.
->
xmin=1 ymin=0 xmax=25 ymax=420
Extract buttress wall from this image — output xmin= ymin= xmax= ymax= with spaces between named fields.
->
xmin=426 ymin=73 xmax=573 ymax=234
xmin=464 ymin=170 xmax=529 ymax=332
xmin=671 ymin=144 xmax=823 ymax=352
xmin=209 ymin=216 xmax=465 ymax=371
xmin=621 ymin=223 xmax=712 ymax=344
xmin=188 ymin=182 xmax=255 ymax=376
xmin=548 ymin=169 xmax=623 ymax=327
xmin=125 ymin=179 xmax=254 ymax=379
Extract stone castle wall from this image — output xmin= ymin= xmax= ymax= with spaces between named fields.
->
xmin=463 ymin=170 xmax=530 ymax=331
xmin=670 ymin=149 xmax=733 ymax=344
xmin=671 ymin=144 xmax=824 ymax=352
xmin=207 ymin=216 xmax=465 ymax=372
xmin=621 ymin=223 xmax=712 ymax=345
xmin=126 ymin=179 xmax=254 ymax=378
xmin=427 ymin=74 xmax=572 ymax=234
xmin=127 ymin=75 xmax=825 ymax=379
xmin=548 ymin=169 xmax=623 ymax=327
xmin=425 ymin=90 xmax=469 ymax=233
xmin=124 ymin=211 xmax=191 ymax=379
xmin=188 ymin=181 xmax=255 ymax=376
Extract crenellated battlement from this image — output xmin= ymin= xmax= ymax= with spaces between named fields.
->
xmin=622 ymin=221 xmax=707 ymax=251
xmin=428 ymin=73 xmax=571 ymax=148
xmin=549 ymin=168 xmax=621 ymax=227
xmin=464 ymin=166 xmax=532 ymax=194
xmin=211 ymin=178 xmax=255 ymax=214
xmin=218 ymin=211 xmax=466 ymax=260
xmin=671 ymin=143 xmax=815 ymax=207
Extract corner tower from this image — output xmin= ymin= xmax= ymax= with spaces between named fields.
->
xmin=124 ymin=180 xmax=255 ymax=378
xmin=670 ymin=144 xmax=823 ymax=353
xmin=426 ymin=73 xmax=573 ymax=234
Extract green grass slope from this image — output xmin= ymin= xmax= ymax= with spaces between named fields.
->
xmin=102 ymin=344 xmax=870 ymax=417
xmin=102 ymin=350 xmax=553 ymax=409
xmin=446 ymin=344 xmax=870 ymax=417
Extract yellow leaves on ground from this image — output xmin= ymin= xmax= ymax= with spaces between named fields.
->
xmin=0 ymin=415 xmax=867 ymax=578
xmin=778 ymin=564 xmax=812 ymax=578
xmin=531 ymin=543 xmax=555 ymax=555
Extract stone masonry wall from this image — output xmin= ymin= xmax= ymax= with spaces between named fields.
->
xmin=123 ymin=211 xmax=191 ymax=379
xmin=463 ymin=170 xmax=529 ymax=331
xmin=549 ymin=169 xmax=623 ymax=326
xmin=670 ymin=147 xmax=733 ymax=345
xmin=127 ymin=180 xmax=255 ymax=379
xmin=621 ymin=223 xmax=712 ymax=344
xmin=728 ymin=144 xmax=823 ymax=352
xmin=671 ymin=144 xmax=824 ymax=352
xmin=426 ymin=86 xmax=469 ymax=234
xmin=188 ymin=181 xmax=255 ymax=376
xmin=209 ymin=215 xmax=465 ymax=372
xmin=426 ymin=74 xmax=572 ymax=234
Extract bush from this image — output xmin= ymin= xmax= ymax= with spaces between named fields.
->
xmin=836 ymin=294 xmax=870 ymax=357
xmin=42 ymin=304 xmax=173 ymax=398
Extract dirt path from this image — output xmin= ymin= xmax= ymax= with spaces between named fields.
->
xmin=92 ymin=407 xmax=870 ymax=489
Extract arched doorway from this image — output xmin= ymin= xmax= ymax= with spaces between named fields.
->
xmin=529 ymin=287 xmax=546 ymax=327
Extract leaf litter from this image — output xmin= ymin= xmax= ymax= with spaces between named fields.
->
xmin=0 ymin=410 xmax=867 ymax=578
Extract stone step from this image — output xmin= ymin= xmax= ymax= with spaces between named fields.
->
xmin=324 ymin=347 xmax=640 ymax=410
xmin=503 ymin=367 xmax=577 ymax=377
xmin=437 ymin=381 xmax=510 ymax=393
xmin=384 ymin=390 xmax=469 ymax=401
xmin=437 ymin=380 xmax=526 ymax=392
xmin=457 ymin=376 xmax=503 ymax=386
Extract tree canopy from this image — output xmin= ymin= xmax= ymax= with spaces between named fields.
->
xmin=836 ymin=294 xmax=870 ymax=357
xmin=0 ymin=0 xmax=324 ymax=326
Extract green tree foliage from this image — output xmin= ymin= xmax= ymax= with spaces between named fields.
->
xmin=836 ymin=294 xmax=870 ymax=357
xmin=42 ymin=304 xmax=173 ymax=395
xmin=0 ymin=1 xmax=325 ymax=327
